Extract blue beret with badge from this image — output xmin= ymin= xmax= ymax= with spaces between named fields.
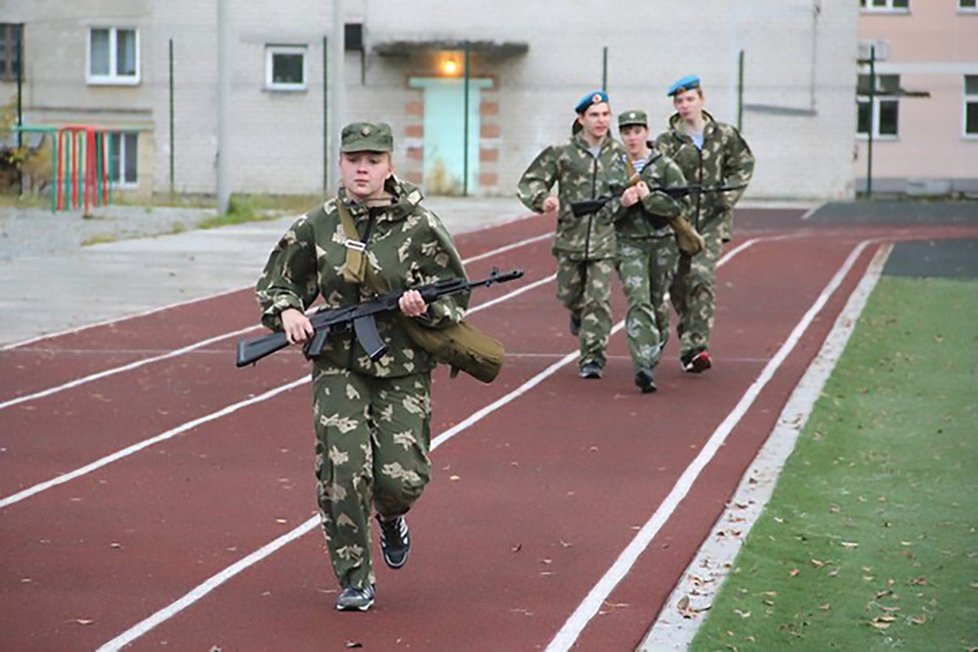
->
xmin=667 ymin=74 xmax=701 ymax=97
xmin=575 ymin=90 xmax=609 ymax=114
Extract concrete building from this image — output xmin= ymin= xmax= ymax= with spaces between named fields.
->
xmin=857 ymin=0 xmax=978 ymax=195
xmin=3 ymin=0 xmax=862 ymax=202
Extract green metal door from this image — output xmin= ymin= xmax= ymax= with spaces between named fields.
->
xmin=409 ymin=77 xmax=492 ymax=195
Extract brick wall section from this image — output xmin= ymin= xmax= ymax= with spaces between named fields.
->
xmin=401 ymin=88 xmax=424 ymax=186
xmin=477 ymin=86 xmax=500 ymax=194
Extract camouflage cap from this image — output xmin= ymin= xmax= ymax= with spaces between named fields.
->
xmin=618 ymin=110 xmax=648 ymax=129
xmin=341 ymin=122 xmax=394 ymax=153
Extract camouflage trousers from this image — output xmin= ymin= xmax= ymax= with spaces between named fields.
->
xmin=614 ymin=235 xmax=680 ymax=372
xmin=312 ymin=365 xmax=432 ymax=590
xmin=670 ymin=220 xmax=724 ymax=357
xmin=556 ymin=254 xmax=614 ymax=369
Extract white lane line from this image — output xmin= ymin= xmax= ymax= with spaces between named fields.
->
xmin=0 ymin=287 xmax=246 ymax=352
xmin=94 ymin=321 xmax=623 ymax=652
xmin=0 ymin=232 xmax=552 ymax=411
xmin=0 ymin=273 xmax=550 ymax=510
xmin=0 ymin=378 xmax=308 ymax=510
xmin=638 ymin=242 xmax=891 ymax=651
xmin=545 ymin=240 xmax=874 ymax=651
xmin=0 ymin=327 xmax=256 ymax=411
xmin=93 ymin=236 xmax=775 ymax=651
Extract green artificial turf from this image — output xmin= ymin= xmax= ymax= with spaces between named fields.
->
xmin=692 ymin=277 xmax=978 ymax=651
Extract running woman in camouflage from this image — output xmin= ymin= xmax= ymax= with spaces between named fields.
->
xmin=604 ymin=110 xmax=688 ymax=393
xmin=517 ymin=91 xmax=630 ymax=379
xmin=655 ymin=75 xmax=754 ymax=373
xmin=256 ymin=122 xmax=469 ymax=612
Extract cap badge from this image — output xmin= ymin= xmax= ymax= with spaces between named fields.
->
xmin=592 ymin=93 xmax=602 ymax=104
xmin=361 ymin=126 xmax=371 ymax=136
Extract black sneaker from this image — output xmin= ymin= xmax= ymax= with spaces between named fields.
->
xmin=570 ymin=312 xmax=582 ymax=336
xmin=635 ymin=369 xmax=657 ymax=393
xmin=681 ymin=348 xmax=712 ymax=374
xmin=376 ymin=514 xmax=410 ymax=569
xmin=579 ymin=362 xmax=603 ymax=379
xmin=335 ymin=584 xmax=375 ymax=611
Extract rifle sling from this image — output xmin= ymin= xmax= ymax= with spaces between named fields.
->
xmin=335 ymin=201 xmax=504 ymax=383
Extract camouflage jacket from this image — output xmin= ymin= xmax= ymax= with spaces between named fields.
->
xmin=516 ymin=132 xmax=630 ymax=260
xmin=256 ymin=177 xmax=469 ymax=378
xmin=654 ymin=111 xmax=754 ymax=239
xmin=600 ymin=144 xmax=689 ymax=240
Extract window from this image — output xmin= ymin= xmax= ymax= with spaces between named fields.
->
xmin=107 ymin=132 xmax=138 ymax=186
xmin=966 ymin=76 xmax=978 ymax=137
xmin=265 ymin=45 xmax=307 ymax=91
xmin=960 ymin=0 xmax=977 ymax=12
xmin=860 ymin=0 xmax=910 ymax=11
xmin=857 ymin=74 xmax=901 ymax=138
xmin=88 ymin=27 xmax=139 ymax=85
xmin=0 ymin=23 xmax=22 ymax=80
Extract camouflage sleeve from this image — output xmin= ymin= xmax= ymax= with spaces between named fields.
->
xmin=720 ymin=126 xmax=755 ymax=208
xmin=255 ymin=215 xmax=320 ymax=331
xmin=653 ymin=131 xmax=676 ymax=158
xmin=639 ymin=157 xmax=687 ymax=218
xmin=411 ymin=211 xmax=470 ymax=330
xmin=516 ymin=145 xmax=559 ymax=213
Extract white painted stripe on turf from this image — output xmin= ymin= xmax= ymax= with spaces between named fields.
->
xmin=92 ymin=234 xmax=777 ymax=651
xmin=545 ymin=240 xmax=874 ymax=651
xmin=0 ymin=232 xmax=551 ymax=410
xmin=638 ymin=242 xmax=891 ymax=651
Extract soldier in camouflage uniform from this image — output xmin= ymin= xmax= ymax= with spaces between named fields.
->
xmin=601 ymin=110 xmax=688 ymax=393
xmin=654 ymin=75 xmax=754 ymax=373
xmin=517 ymin=91 xmax=631 ymax=379
xmin=256 ymin=122 xmax=469 ymax=612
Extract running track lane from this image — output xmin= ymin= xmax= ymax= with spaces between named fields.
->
xmin=5 ymin=215 xmax=976 ymax=650
xmin=101 ymin=228 xmax=856 ymax=650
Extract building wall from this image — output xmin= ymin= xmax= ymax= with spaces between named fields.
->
xmin=6 ymin=0 xmax=863 ymax=201
xmin=857 ymin=2 xmax=978 ymax=193
xmin=2 ymin=0 xmax=155 ymax=198
xmin=362 ymin=0 xmax=859 ymax=200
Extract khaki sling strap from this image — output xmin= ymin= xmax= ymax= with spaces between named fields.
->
xmin=334 ymin=200 xmax=505 ymax=383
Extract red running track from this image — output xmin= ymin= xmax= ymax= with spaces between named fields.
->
xmin=1 ymin=212 xmax=976 ymax=651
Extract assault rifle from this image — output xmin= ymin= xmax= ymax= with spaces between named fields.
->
xmin=569 ymin=184 xmax=748 ymax=218
xmin=569 ymin=184 xmax=747 ymax=256
xmin=235 ymin=267 xmax=524 ymax=368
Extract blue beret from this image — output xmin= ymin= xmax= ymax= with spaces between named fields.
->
xmin=575 ymin=90 xmax=609 ymax=114
xmin=667 ymin=74 xmax=701 ymax=97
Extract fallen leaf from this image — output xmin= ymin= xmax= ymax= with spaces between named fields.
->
xmin=345 ymin=641 xmax=363 ymax=649
xmin=910 ymin=576 xmax=928 ymax=586
xmin=275 ymin=518 xmax=288 ymax=524
xmin=840 ymin=541 xmax=859 ymax=549
xmin=449 ymin=475 xmax=461 ymax=481
xmin=910 ymin=614 xmax=928 ymax=625
xmin=734 ymin=609 xmax=751 ymax=618
xmin=69 ymin=619 xmax=95 ymax=626
xmin=511 ymin=544 xmax=522 ymax=553
xmin=789 ymin=568 xmax=800 ymax=577
xmin=810 ymin=559 xmax=825 ymax=568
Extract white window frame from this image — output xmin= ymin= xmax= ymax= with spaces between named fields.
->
xmin=860 ymin=0 xmax=910 ymax=13
xmin=107 ymin=131 xmax=139 ymax=188
xmin=87 ymin=26 xmax=140 ymax=86
xmin=960 ymin=0 xmax=978 ymax=13
xmin=857 ymin=74 xmax=901 ymax=140
xmin=265 ymin=45 xmax=307 ymax=91
xmin=965 ymin=75 xmax=978 ymax=139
